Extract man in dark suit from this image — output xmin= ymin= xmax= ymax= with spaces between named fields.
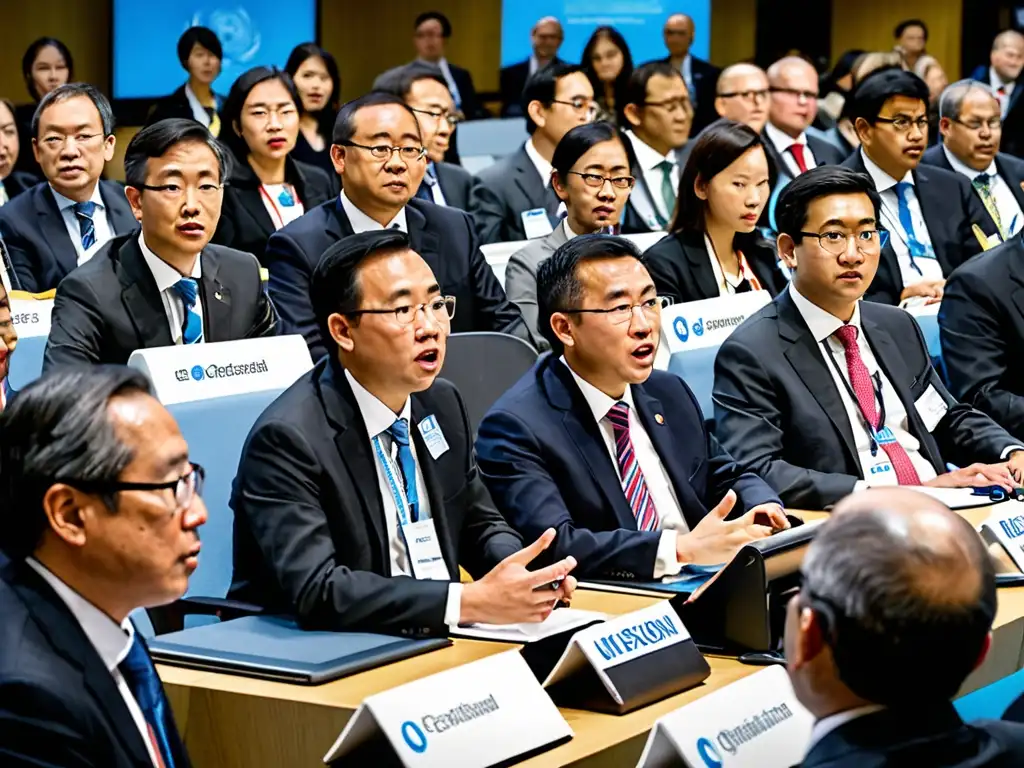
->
xmin=790 ymin=488 xmax=1024 ymax=768
xmin=231 ymin=229 xmax=576 ymax=635
xmin=0 ymin=84 xmax=138 ymax=293
xmin=412 ymin=11 xmax=487 ymax=122
xmin=471 ymin=63 xmax=595 ymax=244
xmin=0 ymin=366 xmax=205 ymax=767
xmin=841 ymin=68 xmax=995 ymax=306
xmin=714 ymin=167 xmax=1024 ymax=510
xmin=661 ymin=13 xmax=719 ymax=136
xmin=0 ymin=97 xmax=38 ymax=207
xmin=44 ymin=119 xmax=278 ymax=370
xmin=971 ymin=30 xmax=1024 ymax=159
xmin=476 ymin=234 xmax=786 ymax=581
xmin=500 ymin=17 xmax=564 ymax=117
xmin=265 ymin=92 xmax=527 ymax=363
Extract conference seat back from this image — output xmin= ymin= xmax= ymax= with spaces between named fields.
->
xmin=7 ymin=334 xmax=47 ymax=392
xmin=457 ymin=117 xmax=527 ymax=159
xmin=481 ymin=239 xmax=530 ymax=289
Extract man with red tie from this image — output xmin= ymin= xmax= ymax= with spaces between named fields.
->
xmin=714 ymin=166 xmax=1024 ymax=510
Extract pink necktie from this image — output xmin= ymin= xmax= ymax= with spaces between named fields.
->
xmin=606 ymin=402 xmax=660 ymax=531
xmin=789 ymin=144 xmax=809 ymax=174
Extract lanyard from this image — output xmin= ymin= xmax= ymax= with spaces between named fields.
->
xmin=879 ymin=193 xmax=935 ymax=276
xmin=372 ymin=434 xmax=417 ymax=525
xmin=822 ymin=339 xmax=886 ymax=456
xmin=259 ymin=184 xmax=301 ymax=230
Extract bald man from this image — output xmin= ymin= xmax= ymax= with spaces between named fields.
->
xmin=500 ymin=17 xmax=565 ymax=117
xmin=789 ymin=488 xmax=1024 ymax=767
xmin=971 ymin=30 xmax=1024 ymax=159
xmin=661 ymin=13 xmax=720 ymax=135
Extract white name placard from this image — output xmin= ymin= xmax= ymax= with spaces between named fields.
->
xmin=323 ymin=650 xmax=572 ymax=766
xmin=128 ymin=335 xmax=312 ymax=405
xmin=981 ymin=507 xmax=1024 ymax=572
xmin=8 ymin=298 xmax=54 ymax=338
xmin=663 ymin=291 xmax=771 ymax=354
xmin=636 ymin=666 xmax=814 ymax=768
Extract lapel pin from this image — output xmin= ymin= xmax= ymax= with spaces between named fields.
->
xmin=655 ymin=413 xmax=665 ymax=425
xmin=214 ymin=291 xmax=223 ymax=301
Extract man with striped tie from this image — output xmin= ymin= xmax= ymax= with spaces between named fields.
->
xmin=476 ymin=234 xmax=786 ymax=582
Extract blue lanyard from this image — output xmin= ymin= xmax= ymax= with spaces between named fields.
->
xmin=372 ymin=435 xmax=417 ymax=525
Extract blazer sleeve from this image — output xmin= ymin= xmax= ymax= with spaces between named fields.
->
xmin=705 ymin=427 xmax=783 ymax=513
xmin=0 ymin=678 xmax=100 ymax=768
xmin=264 ymin=229 xmax=325 ymax=362
xmin=469 ymin=175 xmax=511 ymax=245
xmin=503 ymin=245 xmax=549 ymax=351
xmin=643 ymin=237 xmax=687 ymax=303
xmin=43 ymin=277 xmax=106 ymax=372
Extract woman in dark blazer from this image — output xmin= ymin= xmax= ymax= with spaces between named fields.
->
xmin=285 ymin=43 xmax=341 ymax=179
xmin=14 ymin=37 xmax=73 ymax=178
xmin=644 ymin=119 xmax=785 ymax=304
xmin=146 ymin=27 xmax=225 ymax=135
xmin=213 ymin=66 xmax=334 ymax=264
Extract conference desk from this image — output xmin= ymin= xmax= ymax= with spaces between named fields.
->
xmin=158 ymin=508 xmax=1024 ymax=768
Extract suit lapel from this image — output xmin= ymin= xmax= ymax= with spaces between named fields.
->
xmin=117 ymin=235 xmax=174 ymax=349
xmin=231 ymin=165 xmax=277 ymax=238
xmin=405 ymin=203 xmax=442 ymax=278
xmin=679 ymin=231 xmax=722 ymax=299
xmin=512 ymin=146 xmax=547 ymax=211
xmin=98 ymin=181 xmax=138 ymax=236
xmin=198 ymin=248 xmax=233 ymax=342
xmin=36 ymin=185 xmax=79 ymax=277
xmin=913 ymin=167 xmax=958 ymax=274
xmin=409 ymin=397 xmax=459 ymax=577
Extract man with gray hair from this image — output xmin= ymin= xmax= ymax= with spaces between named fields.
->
xmin=922 ymin=79 xmax=1024 ymax=242
xmin=0 ymin=83 xmax=137 ymax=292
xmin=500 ymin=17 xmax=565 ymax=117
xmin=971 ymin=30 xmax=1024 ymax=158
xmin=788 ymin=487 xmax=1024 ymax=767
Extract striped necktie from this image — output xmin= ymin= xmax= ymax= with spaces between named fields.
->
xmin=73 ymin=201 xmax=97 ymax=250
xmin=171 ymin=277 xmax=203 ymax=344
xmin=606 ymin=401 xmax=660 ymax=531
xmin=973 ymin=173 xmax=1007 ymax=241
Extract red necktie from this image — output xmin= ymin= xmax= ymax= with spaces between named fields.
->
xmin=789 ymin=144 xmax=809 ymax=174
xmin=606 ymin=402 xmax=660 ymax=531
xmin=833 ymin=325 xmax=921 ymax=485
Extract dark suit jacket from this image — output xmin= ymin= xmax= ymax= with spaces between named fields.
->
xmin=713 ymin=288 xmax=1017 ymax=509
xmin=470 ymin=144 xmax=561 ymax=244
xmin=971 ymin=64 xmax=1024 ymax=160
xmin=211 ymin=156 xmax=334 ymax=264
xmin=0 ymin=556 xmax=191 ymax=768
xmin=841 ymin=150 xmax=994 ymax=305
xmin=449 ymin=62 xmax=488 ymax=121
xmin=921 ymin=144 xmax=1024 ymax=217
xmin=265 ymin=197 xmax=528 ymax=362
xmin=475 ymin=355 xmax=780 ymax=580
xmin=644 ymin=229 xmax=786 ymax=304
xmin=760 ymin=131 xmax=845 ymax=232
xmin=660 ymin=55 xmax=720 ymax=136
xmin=12 ymin=103 xmax=42 ymax=179
xmin=43 ymin=232 xmax=279 ymax=370
xmin=1 ymin=170 xmax=40 ymax=202
xmin=499 ymin=57 xmax=566 ymax=117
xmin=0 ymin=180 xmax=139 ymax=293
xmin=801 ymin=705 xmax=1024 ymax=768
xmin=229 ymin=357 xmax=523 ymax=635
xmin=145 ymin=84 xmax=222 ymax=128
xmin=433 ymin=160 xmax=473 ymax=211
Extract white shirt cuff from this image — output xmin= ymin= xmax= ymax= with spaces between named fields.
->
xmin=1002 ymin=446 xmax=1024 ymax=460
xmin=444 ymin=583 xmax=463 ymax=629
xmin=654 ymin=530 xmax=684 ymax=578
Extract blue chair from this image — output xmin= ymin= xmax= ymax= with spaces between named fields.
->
xmin=955 ymin=668 xmax=1024 ymax=721
xmin=910 ymin=310 xmax=948 ymax=384
xmin=7 ymin=335 xmax=47 ymax=391
xmin=667 ymin=345 xmax=720 ymax=421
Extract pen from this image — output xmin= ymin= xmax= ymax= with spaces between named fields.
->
xmin=533 ymin=579 xmax=563 ymax=592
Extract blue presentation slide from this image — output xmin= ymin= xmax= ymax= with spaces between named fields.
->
xmin=113 ymin=1 xmax=317 ymax=99
xmin=501 ymin=1 xmax=711 ymax=68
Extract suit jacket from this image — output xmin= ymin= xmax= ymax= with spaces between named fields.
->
xmin=433 ymin=160 xmax=473 ymax=211
xmin=475 ymin=355 xmax=780 ymax=580
xmin=43 ymin=232 xmax=279 ymax=370
xmin=800 ymin=704 xmax=1024 ymax=768
xmin=229 ymin=357 xmax=523 ymax=635
xmin=713 ymin=288 xmax=1017 ymax=509
xmin=971 ymin=64 xmax=1024 ymax=160
xmin=1 ymin=170 xmax=40 ymax=202
xmin=618 ymin=143 xmax=692 ymax=235
xmin=0 ymin=556 xmax=191 ymax=768
xmin=504 ymin=223 xmax=569 ymax=349
xmin=265 ymin=197 xmax=528 ymax=363
xmin=211 ymin=156 xmax=334 ymax=264
xmin=660 ymin=55 xmax=720 ymax=136
xmin=0 ymin=180 xmax=139 ymax=293
xmin=760 ymin=131 xmax=846 ymax=233
xmin=448 ymin=62 xmax=488 ymax=121
xmin=841 ymin=150 xmax=994 ymax=305
xmin=643 ymin=229 xmax=786 ymax=304
xmin=470 ymin=144 xmax=561 ymax=243
xmin=499 ymin=57 xmax=566 ymax=117
xmin=145 ymin=84 xmax=218 ymax=127
xmin=921 ymin=144 xmax=1024 ymax=216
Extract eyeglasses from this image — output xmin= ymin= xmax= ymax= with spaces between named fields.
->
xmin=341 ymin=141 xmax=428 ymax=162
xmin=951 ymin=117 xmax=1002 ymax=132
xmin=137 ymin=183 xmax=225 ymax=201
xmin=245 ymin=105 xmax=298 ymax=123
xmin=769 ymin=87 xmax=819 ymax=102
xmin=551 ymin=98 xmax=598 ymax=120
xmin=409 ymin=107 xmax=462 ymax=127
xmin=643 ymin=98 xmax=693 ymax=114
xmin=874 ymin=115 xmax=929 ymax=133
xmin=349 ymin=295 xmax=456 ymax=326
xmin=717 ymin=89 xmax=770 ymax=103
xmin=798 ymin=229 xmax=889 ymax=255
xmin=58 ymin=463 xmax=206 ymax=511
xmin=39 ymin=132 xmax=104 ymax=151
xmin=567 ymin=171 xmax=636 ymax=189
xmin=560 ymin=296 xmax=671 ymax=325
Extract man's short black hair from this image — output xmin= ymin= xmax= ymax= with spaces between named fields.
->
xmin=522 ymin=61 xmax=585 ymax=135
xmin=622 ymin=60 xmax=683 ymax=111
xmin=332 ymin=91 xmax=422 ymax=146
xmin=846 ymin=68 xmax=929 ymax=126
xmin=32 ymin=83 xmax=115 ymax=139
xmin=415 ymin=11 xmax=452 ymax=37
xmin=177 ymin=26 xmax=223 ymax=68
xmin=536 ymin=234 xmax=647 ymax=353
xmin=373 ymin=62 xmax=448 ymax=101
xmin=894 ymin=19 xmax=928 ymax=41
xmin=776 ymin=166 xmax=882 ymax=241
xmin=124 ymin=118 xmax=232 ymax=189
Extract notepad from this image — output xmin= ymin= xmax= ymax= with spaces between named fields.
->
xmin=451 ymin=608 xmax=607 ymax=643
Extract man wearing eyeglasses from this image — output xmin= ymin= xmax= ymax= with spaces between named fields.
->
xmin=43 ymin=118 xmax=278 ymax=370
xmin=0 ymin=366 xmax=205 ymax=767
xmin=0 ymin=83 xmax=137 ymax=292
xmin=714 ymin=167 xmax=1024 ymax=510
xmin=476 ymin=234 xmax=786 ymax=581
xmin=841 ymin=68 xmax=997 ymax=307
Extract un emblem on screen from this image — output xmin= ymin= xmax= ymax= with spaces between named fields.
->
xmin=401 ymin=720 xmax=427 ymax=753
xmin=696 ymin=736 xmax=723 ymax=767
xmin=674 ymin=317 xmax=689 ymax=342
xmin=191 ymin=8 xmax=261 ymax=67
xmin=190 ymin=365 xmax=205 ymax=382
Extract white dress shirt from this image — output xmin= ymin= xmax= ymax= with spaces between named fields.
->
xmin=51 ymin=184 xmax=115 ymax=266
xmin=704 ymin=233 xmax=762 ymax=295
xmin=423 ymin=162 xmax=448 ymax=207
xmin=339 ymin=189 xmax=408 ymax=232
xmin=765 ymin=122 xmax=818 ymax=177
xmin=561 ymin=358 xmax=689 ymax=578
xmin=344 ymin=370 xmax=462 ymax=626
xmin=625 ymin=130 xmax=679 ymax=225
xmin=138 ymin=235 xmax=204 ymax=345
xmin=806 ymin=705 xmax=886 ymax=755
xmin=0 ymin=179 xmax=8 ymax=206
xmin=259 ymin=184 xmax=306 ymax=230
xmin=859 ymin=149 xmax=943 ymax=288
xmin=678 ymin=54 xmax=695 ymax=105
xmin=943 ymin=145 xmax=1023 ymax=239
xmin=990 ymin=67 xmax=1016 ymax=118
xmin=524 ymin=137 xmax=554 ymax=188
xmin=431 ymin=57 xmax=463 ymax=111
xmin=26 ymin=558 xmax=161 ymax=768
xmin=184 ymin=83 xmax=214 ymax=128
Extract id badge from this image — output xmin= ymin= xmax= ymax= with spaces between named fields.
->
xmin=915 ymin=385 xmax=949 ymax=432
xmin=402 ymin=519 xmax=451 ymax=581
xmin=418 ymin=415 xmax=450 ymax=459
xmin=521 ymin=208 xmax=554 ymax=239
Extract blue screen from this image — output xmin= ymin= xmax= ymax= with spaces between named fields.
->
xmin=501 ymin=1 xmax=711 ymax=68
xmin=113 ymin=1 xmax=317 ymax=99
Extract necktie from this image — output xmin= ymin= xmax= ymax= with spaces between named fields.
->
xmin=387 ymin=417 xmax=421 ymax=522
xmin=789 ymin=144 xmax=809 ymax=174
xmin=73 ymin=201 xmax=97 ymax=250
xmin=414 ymin=164 xmax=436 ymax=201
xmin=893 ymin=181 xmax=929 ymax=267
xmin=171 ymin=278 xmax=203 ymax=344
xmin=973 ymin=173 xmax=1007 ymax=241
xmin=656 ymin=160 xmax=676 ymax=227
xmin=606 ymin=402 xmax=660 ymax=531
xmin=833 ymin=325 xmax=921 ymax=485
xmin=119 ymin=633 xmax=178 ymax=768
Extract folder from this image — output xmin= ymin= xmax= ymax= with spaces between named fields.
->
xmin=579 ymin=565 xmax=719 ymax=598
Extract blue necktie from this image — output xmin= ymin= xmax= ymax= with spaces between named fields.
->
xmin=414 ymin=164 xmax=437 ymax=201
xmin=73 ymin=201 xmax=97 ymax=250
xmin=388 ymin=417 xmax=421 ymax=522
xmin=894 ymin=182 xmax=931 ymax=268
xmin=171 ymin=277 xmax=203 ymax=344
xmin=119 ymin=633 xmax=178 ymax=768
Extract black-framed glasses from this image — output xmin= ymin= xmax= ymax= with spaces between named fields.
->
xmin=798 ymin=229 xmax=889 ymax=255
xmin=567 ymin=171 xmax=635 ymax=189
xmin=409 ymin=107 xmax=462 ymax=127
xmin=137 ymin=183 xmax=225 ymax=200
xmin=340 ymin=141 xmax=427 ymax=162
xmin=874 ymin=115 xmax=929 ymax=133
xmin=643 ymin=98 xmax=692 ymax=114
xmin=717 ymin=88 xmax=770 ymax=103
xmin=551 ymin=98 xmax=598 ymax=119
xmin=951 ymin=117 xmax=1002 ymax=132
xmin=559 ymin=296 xmax=671 ymax=325
xmin=769 ymin=87 xmax=818 ymax=102
xmin=58 ymin=463 xmax=206 ymax=510
xmin=348 ymin=295 xmax=456 ymax=326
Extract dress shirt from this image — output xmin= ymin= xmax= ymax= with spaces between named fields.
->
xmin=25 ymin=558 xmax=161 ymax=768
xmin=765 ymin=122 xmax=817 ymax=177
xmin=184 ymin=83 xmax=214 ymax=128
xmin=805 ymin=705 xmax=886 ymax=755
xmin=424 ymin=162 xmax=448 ymax=207
xmin=425 ymin=57 xmax=462 ymax=110
xmin=51 ymin=184 xmax=115 ymax=266
xmin=524 ymin=137 xmax=554 ymax=188
xmin=788 ymin=283 xmax=938 ymax=487
xmin=625 ymin=130 xmax=679 ymax=224
xmin=344 ymin=369 xmax=462 ymax=627
xmin=138 ymin=234 xmax=204 ymax=345
xmin=859 ymin=149 xmax=943 ymax=288
xmin=0 ymin=179 xmax=8 ymax=206
xmin=561 ymin=357 xmax=689 ymax=578
xmin=259 ymin=183 xmax=306 ymax=230
xmin=679 ymin=54 xmax=695 ymax=106
xmin=339 ymin=189 xmax=408 ymax=233
xmin=528 ymin=54 xmax=541 ymax=76
xmin=704 ymin=233 xmax=762 ymax=294
xmin=990 ymin=67 xmax=1016 ymax=118
xmin=943 ymin=145 xmax=1023 ymax=239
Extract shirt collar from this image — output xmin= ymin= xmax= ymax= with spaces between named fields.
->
xmin=991 ymin=68 xmax=1014 ymax=89
xmin=788 ymin=282 xmax=862 ymax=343
xmin=859 ymin=147 xmax=912 ymax=191
xmin=138 ymin=234 xmax=202 ymax=292
xmin=26 ymin=557 xmax=134 ymax=672
xmin=942 ymin=144 xmax=996 ymax=180
xmin=339 ymin=189 xmax=407 ymax=232
xmin=51 ymin=183 xmax=104 ymax=213
xmin=559 ymin=355 xmax=635 ymax=424
xmin=524 ymin=137 xmax=554 ymax=187
xmin=806 ymin=705 xmax=886 ymax=754
xmin=765 ymin=121 xmax=807 ymax=153
xmin=625 ymin=130 xmax=675 ymax=172
xmin=344 ymin=368 xmax=412 ymax=440
xmin=561 ymin=217 xmax=579 ymax=240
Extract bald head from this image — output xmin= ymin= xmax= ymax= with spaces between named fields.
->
xmin=715 ymin=63 xmax=770 ymax=132
xmin=992 ymin=30 xmax=1024 ymax=82
xmin=767 ymin=56 xmax=819 ymax=137
xmin=664 ymin=14 xmax=695 ymax=58
xmin=531 ymin=16 xmax=564 ymax=61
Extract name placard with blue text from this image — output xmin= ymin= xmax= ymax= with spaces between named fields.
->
xmin=663 ymin=291 xmax=771 ymax=354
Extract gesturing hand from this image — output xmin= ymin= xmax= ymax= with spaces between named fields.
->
xmin=676 ymin=490 xmax=774 ymax=566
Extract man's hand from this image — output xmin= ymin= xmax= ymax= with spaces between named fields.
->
xmin=460 ymin=528 xmax=577 ymax=626
xmin=900 ymin=280 xmax=945 ymax=305
xmin=676 ymin=490 xmax=774 ymax=566
xmin=926 ymin=462 xmax=1015 ymax=490
xmin=749 ymin=502 xmax=789 ymax=531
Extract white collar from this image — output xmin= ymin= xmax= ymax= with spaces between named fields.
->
xmin=345 ymin=368 xmax=412 ymax=440
xmin=561 ymin=217 xmax=579 ymax=240
xmin=991 ymin=68 xmax=1014 ymax=89
xmin=859 ymin=148 xmax=913 ymax=192
xmin=806 ymin=705 xmax=886 ymax=753
xmin=339 ymin=189 xmax=408 ymax=233
xmin=788 ymin=282 xmax=862 ymax=343
xmin=138 ymin=234 xmax=201 ymax=292
xmin=625 ymin=130 xmax=675 ymax=172
xmin=681 ymin=54 xmax=692 ymax=77
xmin=26 ymin=557 xmax=134 ymax=673
xmin=51 ymin=183 xmax=104 ymax=213
xmin=183 ymin=83 xmax=213 ymax=128
xmin=560 ymin=355 xmax=635 ymax=424
xmin=942 ymin=144 xmax=997 ymax=181
xmin=524 ymin=138 xmax=554 ymax=187
xmin=765 ymin=121 xmax=808 ymax=154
